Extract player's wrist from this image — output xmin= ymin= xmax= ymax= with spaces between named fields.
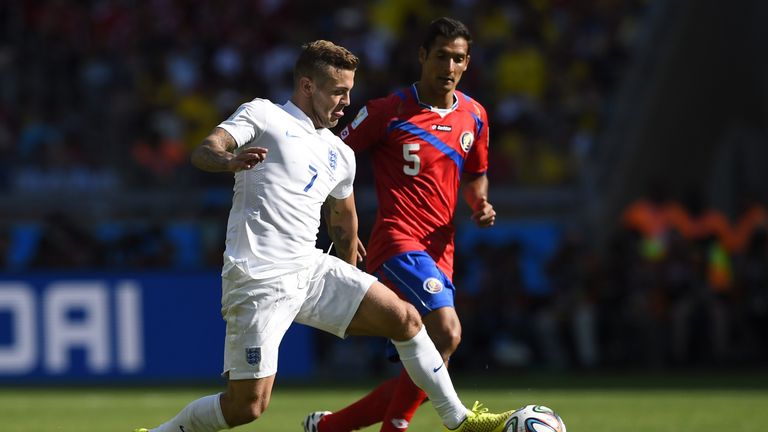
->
xmin=472 ymin=196 xmax=488 ymax=211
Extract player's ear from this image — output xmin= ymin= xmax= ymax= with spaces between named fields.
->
xmin=418 ymin=46 xmax=427 ymax=65
xmin=299 ymin=76 xmax=314 ymax=97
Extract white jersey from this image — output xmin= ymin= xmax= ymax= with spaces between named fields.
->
xmin=217 ymin=99 xmax=356 ymax=279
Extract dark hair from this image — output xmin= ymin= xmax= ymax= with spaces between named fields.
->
xmin=421 ymin=17 xmax=472 ymax=54
xmin=294 ymin=40 xmax=359 ymax=85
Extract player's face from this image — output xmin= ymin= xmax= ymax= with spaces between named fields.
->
xmin=309 ymin=67 xmax=354 ymax=129
xmin=419 ymin=36 xmax=470 ymax=95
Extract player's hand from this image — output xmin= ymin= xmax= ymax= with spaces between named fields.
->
xmin=356 ymin=238 xmax=367 ymax=263
xmin=229 ymin=147 xmax=268 ymax=172
xmin=471 ymin=197 xmax=496 ymax=228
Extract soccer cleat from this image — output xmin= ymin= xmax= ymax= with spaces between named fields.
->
xmin=444 ymin=401 xmax=516 ymax=432
xmin=132 ymin=429 xmax=150 ymax=432
xmin=302 ymin=410 xmax=332 ymax=432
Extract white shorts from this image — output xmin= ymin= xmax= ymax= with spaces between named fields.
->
xmin=221 ymin=253 xmax=377 ymax=380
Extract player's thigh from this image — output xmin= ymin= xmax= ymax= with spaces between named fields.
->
xmin=345 ymin=280 xmax=422 ymax=340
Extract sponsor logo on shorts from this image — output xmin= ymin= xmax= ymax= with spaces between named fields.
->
xmin=460 ymin=131 xmax=474 ymax=152
xmin=423 ymin=277 xmax=443 ymax=294
xmin=245 ymin=346 xmax=261 ymax=366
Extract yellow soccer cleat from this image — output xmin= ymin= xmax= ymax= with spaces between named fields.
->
xmin=444 ymin=401 xmax=516 ymax=432
xmin=133 ymin=429 xmax=150 ymax=432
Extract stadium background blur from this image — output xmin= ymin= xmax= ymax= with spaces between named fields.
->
xmin=1 ymin=0 xmax=767 ymax=385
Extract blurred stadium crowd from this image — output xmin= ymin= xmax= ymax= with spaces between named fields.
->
xmin=0 ymin=0 xmax=649 ymax=192
xmin=451 ymin=188 xmax=768 ymax=372
xmin=1 ymin=0 xmax=767 ymax=373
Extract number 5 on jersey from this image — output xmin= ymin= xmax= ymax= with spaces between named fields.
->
xmin=403 ymin=143 xmax=420 ymax=176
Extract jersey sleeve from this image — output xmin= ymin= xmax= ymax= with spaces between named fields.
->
xmin=217 ymin=99 xmax=269 ymax=147
xmin=330 ymin=142 xmax=356 ymax=199
xmin=462 ymin=101 xmax=490 ymax=174
xmin=339 ymin=97 xmax=390 ymax=152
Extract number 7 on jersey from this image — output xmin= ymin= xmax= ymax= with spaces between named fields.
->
xmin=304 ymin=165 xmax=319 ymax=192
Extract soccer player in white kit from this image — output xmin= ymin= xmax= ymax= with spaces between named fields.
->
xmin=133 ymin=40 xmax=513 ymax=432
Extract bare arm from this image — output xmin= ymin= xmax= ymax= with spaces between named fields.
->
xmin=322 ymin=193 xmax=366 ymax=265
xmin=461 ymin=172 xmax=496 ymax=227
xmin=190 ymin=127 xmax=268 ymax=173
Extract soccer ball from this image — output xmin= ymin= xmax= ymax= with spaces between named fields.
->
xmin=503 ymin=404 xmax=567 ymax=432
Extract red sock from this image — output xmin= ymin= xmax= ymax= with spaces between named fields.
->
xmin=379 ymin=368 xmax=428 ymax=432
xmin=319 ymin=376 xmax=398 ymax=432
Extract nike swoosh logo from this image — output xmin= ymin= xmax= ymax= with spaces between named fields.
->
xmin=179 ymin=426 xmax=187 ymax=432
xmin=433 ymin=364 xmax=444 ymax=373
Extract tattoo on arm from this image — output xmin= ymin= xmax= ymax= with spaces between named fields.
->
xmin=329 ymin=225 xmax=353 ymax=255
xmin=323 ymin=196 xmax=356 ymax=262
xmin=191 ymin=128 xmax=237 ymax=172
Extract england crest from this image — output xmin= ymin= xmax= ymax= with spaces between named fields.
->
xmin=328 ymin=149 xmax=338 ymax=171
xmin=245 ymin=346 xmax=261 ymax=366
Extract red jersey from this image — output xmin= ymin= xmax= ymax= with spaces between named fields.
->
xmin=339 ymin=85 xmax=490 ymax=278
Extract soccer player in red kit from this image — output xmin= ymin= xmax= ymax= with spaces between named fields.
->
xmin=304 ymin=17 xmax=498 ymax=432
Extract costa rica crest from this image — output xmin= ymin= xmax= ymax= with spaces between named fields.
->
xmin=423 ymin=277 xmax=444 ymax=294
xmin=460 ymin=131 xmax=474 ymax=152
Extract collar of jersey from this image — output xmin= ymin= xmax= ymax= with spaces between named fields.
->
xmin=281 ymin=100 xmax=321 ymax=135
xmin=410 ymin=83 xmax=459 ymax=112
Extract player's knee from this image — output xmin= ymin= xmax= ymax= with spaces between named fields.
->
xmin=396 ymin=302 xmax=423 ymax=339
xmin=425 ymin=311 xmax=462 ymax=356
xmin=226 ymin=394 xmax=270 ymax=426
xmin=246 ymin=399 xmax=269 ymax=422
xmin=433 ymin=326 xmax=461 ymax=357
xmin=242 ymin=399 xmax=269 ymax=424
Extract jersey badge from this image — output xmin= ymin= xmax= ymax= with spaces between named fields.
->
xmin=340 ymin=126 xmax=350 ymax=140
xmin=432 ymin=124 xmax=452 ymax=132
xmin=351 ymin=106 xmax=368 ymax=129
xmin=245 ymin=346 xmax=261 ymax=366
xmin=423 ymin=277 xmax=444 ymax=294
xmin=328 ymin=149 xmax=338 ymax=171
xmin=460 ymin=131 xmax=474 ymax=152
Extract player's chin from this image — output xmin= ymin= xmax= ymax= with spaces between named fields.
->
xmin=438 ymin=78 xmax=456 ymax=89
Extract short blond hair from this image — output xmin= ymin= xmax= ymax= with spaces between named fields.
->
xmin=294 ymin=40 xmax=359 ymax=85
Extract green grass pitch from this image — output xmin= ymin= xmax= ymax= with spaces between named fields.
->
xmin=3 ymin=372 xmax=768 ymax=432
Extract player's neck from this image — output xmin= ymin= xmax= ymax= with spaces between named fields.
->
xmin=415 ymin=82 xmax=454 ymax=109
